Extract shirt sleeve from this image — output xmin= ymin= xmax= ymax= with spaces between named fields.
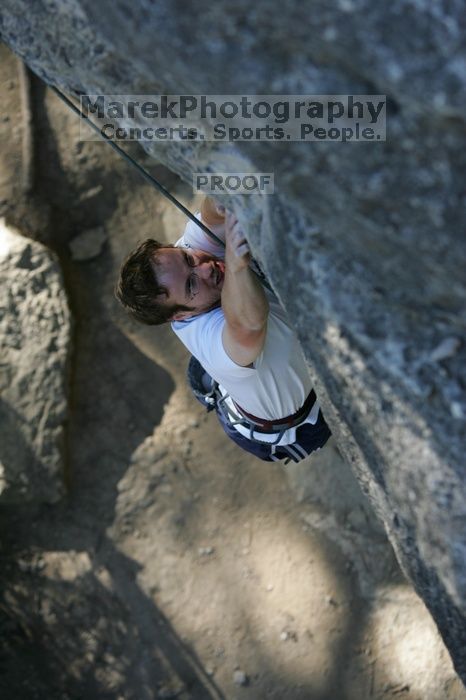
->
xmin=175 ymin=211 xmax=225 ymax=259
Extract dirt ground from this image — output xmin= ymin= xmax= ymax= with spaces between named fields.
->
xmin=0 ymin=44 xmax=465 ymax=700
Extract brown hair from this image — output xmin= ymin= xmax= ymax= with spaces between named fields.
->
xmin=115 ymin=239 xmax=193 ymax=325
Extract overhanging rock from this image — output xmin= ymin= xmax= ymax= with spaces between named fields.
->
xmin=1 ymin=0 xmax=465 ymax=682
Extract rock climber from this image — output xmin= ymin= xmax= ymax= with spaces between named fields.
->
xmin=115 ymin=197 xmax=331 ymax=463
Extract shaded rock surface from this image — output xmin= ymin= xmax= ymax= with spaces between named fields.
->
xmin=1 ymin=0 xmax=465 ymax=683
xmin=0 ymin=220 xmax=71 ymax=503
xmin=69 ymin=225 xmax=107 ymax=261
xmin=0 ymin=42 xmax=464 ymax=697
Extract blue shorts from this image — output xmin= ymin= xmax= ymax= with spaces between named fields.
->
xmin=187 ymin=357 xmax=331 ymax=464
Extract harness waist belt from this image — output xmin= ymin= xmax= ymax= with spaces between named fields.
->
xmin=233 ymin=390 xmax=317 ymax=433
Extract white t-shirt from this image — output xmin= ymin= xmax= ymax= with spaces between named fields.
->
xmin=171 ymin=213 xmax=319 ymax=445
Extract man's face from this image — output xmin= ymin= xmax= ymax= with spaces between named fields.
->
xmin=154 ymin=247 xmax=225 ymax=320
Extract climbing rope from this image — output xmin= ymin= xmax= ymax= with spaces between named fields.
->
xmin=51 ymin=86 xmax=220 ymax=242
xmin=51 ymin=85 xmax=272 ymax=291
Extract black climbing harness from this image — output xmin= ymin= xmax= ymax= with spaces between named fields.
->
xmin=204 ymin=381 xmax=289 ymax=446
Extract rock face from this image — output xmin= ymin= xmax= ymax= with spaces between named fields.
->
xmin=1 ymin=0 xmax=465 ymax=682
xmin=0 ymin=220 xmax=70 ymax=503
